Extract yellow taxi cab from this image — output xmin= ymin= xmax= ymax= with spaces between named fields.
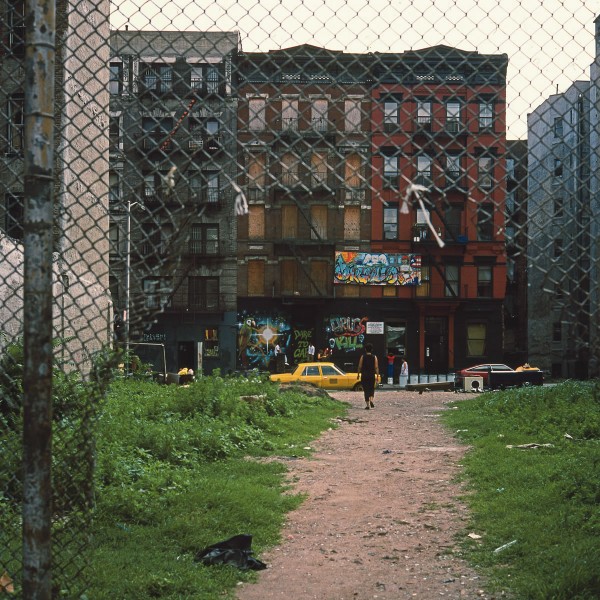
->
xmin=270 ymin=362 xmax=379 ymax=391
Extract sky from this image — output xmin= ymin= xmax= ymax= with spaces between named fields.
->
xmin=110 ymin=0 xmax=600 ymax=138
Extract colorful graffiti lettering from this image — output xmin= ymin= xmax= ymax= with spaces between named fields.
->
xmin=334 ymin=252 xmax=421 ymax=286
xmin=325 ymin=315 xmax=368 ymax=353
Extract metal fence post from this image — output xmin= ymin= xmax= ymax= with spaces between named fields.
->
xmin=22 ymin=0 xmax=56 ymax=596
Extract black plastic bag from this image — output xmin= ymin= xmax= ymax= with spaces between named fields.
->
xmin=195 ymin=534 xmax=267 ymax=571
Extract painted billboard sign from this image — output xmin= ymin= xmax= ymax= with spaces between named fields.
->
xmin=334 ymin=252 xmax=421 ymax=286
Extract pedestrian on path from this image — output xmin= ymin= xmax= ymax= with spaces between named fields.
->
xmin=357 ymin=343 xmax=379 ymax=409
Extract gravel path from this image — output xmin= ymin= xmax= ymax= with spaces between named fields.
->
xmin=236 ymin=389 xmax=497 ymax=600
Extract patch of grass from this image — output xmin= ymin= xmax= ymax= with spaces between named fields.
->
xmin=441 ymin=381 xmax=600 ymax=600
xmin=88 ymin=374 xmax=347 ymax=598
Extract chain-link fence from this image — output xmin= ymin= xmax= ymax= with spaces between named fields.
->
xmin=1 ymin=0 xmax=598 ymax=596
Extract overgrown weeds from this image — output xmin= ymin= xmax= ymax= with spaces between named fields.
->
xmin=442 ymin=381 xmax=600 ymax=600
xmin=89 ymin=373 xmax=346 ymax=599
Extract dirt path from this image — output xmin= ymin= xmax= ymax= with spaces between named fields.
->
xmin=237 ymin=389 xmax=495 ymax=600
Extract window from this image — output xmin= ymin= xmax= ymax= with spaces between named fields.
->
xmin=554 ymin=158 xmax=563 ymax=181
xmin=383 ymin=205 xmax=398 ymax=240
xmin=345 ymin=152 xmax=364 ymax=191
xmin=190 ymin=66 xmax=203 ymax=90
xmin=553 ymin=196 xmax=564 ymax=220
xmin=141 ymin=222 xmax=173 ymax=256
xmin=417 ymin=99 xmax=432 ymax=127
xmin=281 ymin=152 xmax=299 ymax=187
xmin=383 ymin=153 xmax=399 ymax=188
xmin=416 ymin=265 xmax=430 ymax=297
xmin=109 ymin=223 xmax=120 ymax=255
xmin=383 ymin=97 xmax=399 ymax=129
xmin=477 ymin=203 xmax=494 ymax=241
xmin=247 ymin=260 xmax=265 ymax=296
xmin=188 ymin=277 xmax=219 ymax=310
xmin=109 ymin=63 xmax=123 ymax=95
xmin=206 ymin=118 xmax=219 ymax=136
xmin=445 ymin=100 xmax=461 ymax=132
xmin=206 ymin=171 xmax=220 ymax=203
xmin=282 ymin=204 xmax=298 ymax=238
xmin=142 ymin=116 xmax=173 ymax=150
xmin=189 ymin=224 xmax=218 ymax=255
xmin=446 ymin=153 xmax=461 ymax=184
xmin=7 ymin=93 xmax=24 ymax=153
xmin=143 ymin=277 xmax=172 ymax=309
xmin=478 ymin=156 xmax=493 ymax=189
xmin=249 ymin=97 xmax=266 ymax=131
xmin=206 ymin=66 xmax=220 ymax=94
xmin=553 ymin=117 xmax=563 ymax=138
xmin=310 ymin=260 xmax=329 ymax=295
xmin=345 ymin=98 xmax=362 ymax=132
xmin=109 ymin=115 xmax=121 ymax=152
xmin=280 ymin=259 xmax=298 ymax=294
xmin=344 ymin=206 xmax=361 ymax=240
xmin=477 ymin=265 xmax=493 ymax=297
xmin=467 ymin=323 xmax=486 ymax=356
xmin=248 ymin=205 xmax=265 ymax=239
xmin=444 ymin=205 xmax=462 ymax=239
xmin=141 ymin=63 xmax=173 ymax=93
xmin=311 ymin=152 xmax=329 ymax=186
xmin=281 ymin=97 xmax=299 ymax=130
xmin=8 ymin=0 xmax=25 ymax=54
xmin=444 ymin=264 xmax=459 ymax=297
xmin=5 ymin=193 xmax=24 ymax=240
xmin=310 ymin=205 xmax=328 ymax=240
xmin=552 ymin=322 xmax=562 ymax=342
xmin=416 ymin=154 xmax=432 ymax=187
xmin=505 ymin=189 xmax=515 ymax=215
xmin=506 ymin=158 xmax=515 ymax=180
xmin=311 ymin=98 xmax=328 ymax=131
xmin=479 ymin=101 xmax=493 ymax=129
xmin=109 ymin=171 xmax=121 ymax=205
xmin=204 ymin=328 xmax=219 ymax=358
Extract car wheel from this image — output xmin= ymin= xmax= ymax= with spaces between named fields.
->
xmin=353 ymin=382 xmax=363 ymax=392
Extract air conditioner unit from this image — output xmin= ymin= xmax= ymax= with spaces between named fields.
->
xmin=463 ymin=376 xmax=483 ymax=392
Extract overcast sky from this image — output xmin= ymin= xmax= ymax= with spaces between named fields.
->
xmin=111 ymin=0 xmax=599 ymax=138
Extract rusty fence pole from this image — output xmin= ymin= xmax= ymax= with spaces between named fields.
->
xmin=22 ymin=0 xmax=56 ymax=596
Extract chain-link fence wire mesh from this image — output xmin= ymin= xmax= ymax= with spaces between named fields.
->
xmin=1 ymin=0 xmax=599 ymax=596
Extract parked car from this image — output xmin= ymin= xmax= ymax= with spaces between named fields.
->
xmin=454 ymin=363 xmax=544 ymax=391
xmin=270 ymin=362 xmax=378 ymax=391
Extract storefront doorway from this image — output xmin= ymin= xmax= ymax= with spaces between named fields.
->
xmin=424 ymin=317 xmax=448 ymax=372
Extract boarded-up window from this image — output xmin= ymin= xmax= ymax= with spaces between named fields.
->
xmin=467 ymin=323 xmax=486 ymax=356
xmin=280 ymin=259 xmax=297 ymax=294
xmin=248 ymin=153 xmax=266 ymax=187
xmin=345 ymin=153 xmax=363 ymax=188
xmin=281 ymin=152 xmax=299 ymax=186
xmin=248 ymin=205 xmax=265 ymax=239
xmin=311 ymin=260 xmax=329 ymax=295
xmin=282 ymin=204 xmax=298 ymax=238
xmin=344 ymin=206 xmax=360 ymax=240
xmin=281 ymin=97 xmax=298 ymax=130
xmin=311 ymin=205 xmax=328 ymax=240
xmin=341 ymin=285 xmax=359 ymax=297
xmin=249 ymin=97 xmax=266 ymax=131
xmin=382 ymin=286 xmax=396 ymax=297
xmin=247 ymin=260 xmax=264 ymax=296
xmin=345 ymin=98 xmax=362 ymax=132
xmin=311 ymin=152 xmax=328 ymax=185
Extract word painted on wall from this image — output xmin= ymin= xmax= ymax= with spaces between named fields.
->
xmin=325 ymin=316 xmax=368 ymax=354
xmin=293 ymin=328 xmax=314 ymax=363
xmin=334 ymin=252 xmax=421 ymax=286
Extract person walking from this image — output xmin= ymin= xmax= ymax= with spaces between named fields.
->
xmin=307 ymin=342 xmax=316 ymax=362
xmin=357 ymin=343 xmax=379 ymax=410
xmin=400 ymin=356 xmax=409 ymax=388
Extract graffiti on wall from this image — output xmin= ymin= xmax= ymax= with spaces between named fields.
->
xmin=325 ymin=315 xmax=368 ymax=354
xmin=334 ymin=252 xmax=421 ymax=285
xmin=237 ymin=313 xmax=295 ymax=370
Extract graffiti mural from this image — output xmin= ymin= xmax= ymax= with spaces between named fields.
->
xmin=334 ymin=252 xmax=421 ymax=285
xmin=324 ymin=315 xmax=368 ymax=354
xmin=237 ymin=313 xmax=293 ymax=370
